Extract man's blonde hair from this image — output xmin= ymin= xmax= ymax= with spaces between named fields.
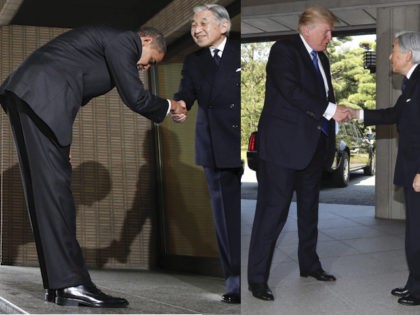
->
xmin=298 ymin=6 xmax=339 ymax=32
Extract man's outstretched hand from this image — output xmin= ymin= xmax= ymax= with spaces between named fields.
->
xmin=170 ymin=100 xmax=188 ymax=123
xmin=170 ymin=100 xmax=187 ymax=115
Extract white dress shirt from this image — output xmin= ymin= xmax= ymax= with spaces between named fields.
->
xmin=300 ymin=34 xmax=337 ymax=120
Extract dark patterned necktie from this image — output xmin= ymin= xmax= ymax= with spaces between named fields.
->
xmin=213 ymin=48 xmax=221 ymax=66
xmin=310 ymin=50 xmax=329 ymax=136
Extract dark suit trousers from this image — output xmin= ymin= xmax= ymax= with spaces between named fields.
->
xmin=404 ymin=188 xmax=420 ymax=298
xmin=248 ymin=135 xmax=326 ymax=284
xmin=3 ymin=92 xmax=91 ymax=289
xmin=204 ymin=167 xmax=241 ymax=294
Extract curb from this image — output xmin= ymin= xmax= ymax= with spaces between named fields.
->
xmin=0 ymin=296 xmax=28 ymax=314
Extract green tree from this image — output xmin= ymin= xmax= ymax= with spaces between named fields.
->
xmin=329 ymin=37 xmax=376 ymax=111
xmin=241 ymin=42 xmax=271 ymax=147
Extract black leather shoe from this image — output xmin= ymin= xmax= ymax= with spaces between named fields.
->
xmin=45 ymin=289 xmax=56 ymax=302
xmin=391 ymin=287 xmax=410 ymax=297
xmin=300 ymin=269 xmax=336 ymax=281
xmin=248 ymin=283 xmax=274 ymax=301
xmin=55 ymin=283 xmax=129 ymax=308
xmin=398 ymin=294 xmax=420 ymax=306
xmin=221 ymin=292 xmax=240 ymax=304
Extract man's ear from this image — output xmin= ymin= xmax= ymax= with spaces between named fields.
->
xmin=140 ymin=36 xmax=153 ymax=47
xmin=219 ymin=21 xmax=229 ymax=35
xmin=301 ymin=25 xmax=310 ymax=37
xmin=407 ymin=50 xmax=414 ymax=62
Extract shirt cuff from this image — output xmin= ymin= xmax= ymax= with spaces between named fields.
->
xmin=166 ymin=99 xmax=171 ymax=115
xmin=323 ymin=102 xmax=336 ymax=120
xmin=359 ymin=109 xmax=364 ymax=122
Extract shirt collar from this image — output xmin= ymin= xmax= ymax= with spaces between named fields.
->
xmin=210 ymin=37 xmax=227 ymax=56
xmin=406 ymin=64 xmax=419 ymax=79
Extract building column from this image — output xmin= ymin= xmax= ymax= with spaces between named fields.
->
xmin=375 ymin=5 xmax=420 ymax=219
xmin=0 ymin=0 xmax=23 ymax=25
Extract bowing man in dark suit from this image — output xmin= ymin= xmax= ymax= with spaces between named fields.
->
xmin=173 ymin=4 xmax=241 ymax=304
xmin=350 ymin=31 xmax=420 ymax=306
xmin=247 ymin=6 xmax=352 ymax=301
xmin=0 ymin=26 xmax=186 ymax=308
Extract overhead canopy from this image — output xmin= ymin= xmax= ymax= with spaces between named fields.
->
xmin=241 ymin=0 xmax=420 ymax=41
xmin=9 ymin=0 xmax=173 ymax=30
xmin=0 ymin=0 xmax=240 ymax=48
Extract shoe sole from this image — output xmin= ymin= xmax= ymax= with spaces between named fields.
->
xmin=252 ymin=295 xmax=274 ymax=301
xmin=300 ymin=274 xmax=336 ymax=281
xmin=55 ymin=297 xmax=128 ymax=308
xmin=221 ymin=299 xmax=241 ymax=304
xmin=398 ymin=300 xmax=420 ymax=306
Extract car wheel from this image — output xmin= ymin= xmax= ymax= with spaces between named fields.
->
xmin=364 ymin=151 xmax=376 ymax=176
xmin=334 ymin=151 xmax=350 ymax=187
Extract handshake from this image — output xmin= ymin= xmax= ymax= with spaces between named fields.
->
xmin=169 ymin=100 xmax=188 ymax=123
xmin=168 ymin=102 xmax=361 ymax=124
xmin=333 ymin=105 xmax=360 ymax=123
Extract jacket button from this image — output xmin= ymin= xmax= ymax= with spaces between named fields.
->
xmin=232 ymin=124 xmax=239 ymax=128
xmin=317 ymin=126 xmax=321 ymax=130
xmin=230 ymin=104 xmax=235 ymax=108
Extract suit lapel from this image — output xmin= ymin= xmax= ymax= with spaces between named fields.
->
xmin=296 ymin=36 xmax=328 ymax=96
xmin=209 ymin=39 xmax=239 ymax=102
xmin=197 ymin=48 xmax=218 ymax=87
xmin=296 ymin=35 xmax=318 ymax=78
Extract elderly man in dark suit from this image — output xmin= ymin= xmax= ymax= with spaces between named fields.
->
xmin=247 ymin=6 xmax=352 ymax=301
xmin=0 ymin=25 xmax=186 ymax=308
xmin=350 ymin=31 xmax=420 ymax=306
xmin=172 ymin=3 xmax=241 ymax=304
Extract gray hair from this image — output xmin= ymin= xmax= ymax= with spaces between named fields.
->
xmin=137 ymin=26 xmax=167 ymax=54
xmin=193 ymin=4 xmax=231 ymax=36
xmin=396 ymin=31 xmax=420 ymax=64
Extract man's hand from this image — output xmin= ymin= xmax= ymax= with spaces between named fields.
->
xmin=170 ymin=100 xmax=187 ymax=115
xmin=333 ymin=105 xmax=353 ymax=123
xmin=170 ymin=100 xmax=188 ymax=123
xmin=347 ymin=108 xmax=360 ymax=120
xmin=413 ymin=174 xmax=420 ymax=192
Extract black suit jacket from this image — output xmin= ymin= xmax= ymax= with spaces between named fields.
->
xmin=258 ymin=35 xmax=336 ymax=170
xmin=0 ymin=26 xmax=168 ymax=146
xmin=174 ymin=38 xmax=241 ymax=168
xmin=365 ymin=65 xmax=420 ymax=187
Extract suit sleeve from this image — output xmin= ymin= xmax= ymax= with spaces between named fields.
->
xmin=174 ymin=55 xmax=196 ymax=110
xmin=104 ymin=32 xmax=168 ymax=123
xmin=364 ymin=106 xmax=398 ymax=126
xmin=267 ymin=41 xmax=329 ymax=120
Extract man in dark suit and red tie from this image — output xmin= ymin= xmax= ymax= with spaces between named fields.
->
xmin=0 ymin=25 xmax=186 ymax=308
xmin=350 ymin=31 xmax=420 ymax=306
xmin=247 ymin=6 xmax=352 ymax=301
xmin=172 ymin=3 xmax=241 ymax=305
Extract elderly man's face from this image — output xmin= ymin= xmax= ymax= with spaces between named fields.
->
xmin=389 ymin=39 xmax=412 ymax=75
xmin=190 ymin=9 xmax=228 ymax=48
xmin=302 ymin=21 xmax=333 ymax=52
